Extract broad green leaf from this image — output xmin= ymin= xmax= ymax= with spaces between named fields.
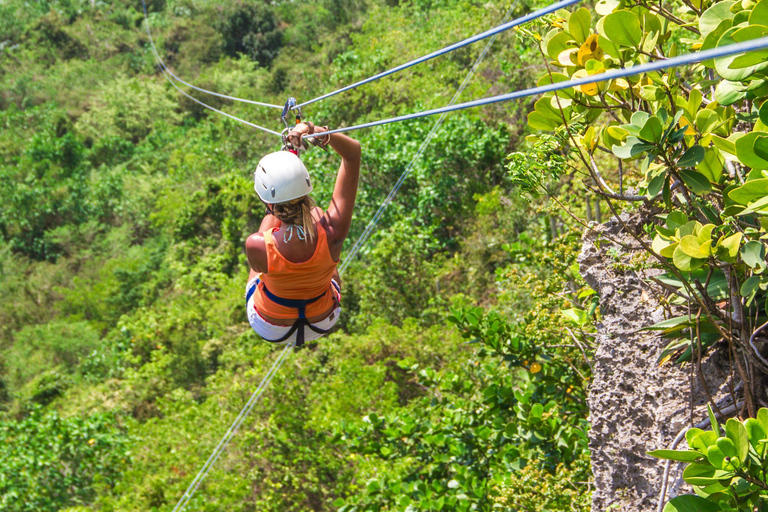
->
xmin=667 ymin=211 xmax=689 ymax=230
xmin=725 ymin=417 xmax=749 ymax=463
xmin=690 ymin=430 xmax=718 ymax=452
xmin=761 ymin=101 xmax=768 ymax=126
xmin=741 ymin=275 xmax=761 ymax=297
xmin=714 ymin=80 xmax=746 ymax=105
xmin=679 ymin=235 xmax=710 ymax=258
xmin=678 ymin=220 xmax=701 ymax=238
xmin=567 ymin=8 xmax=591 ymax=45
xmin=715 ymin=26 xmax=768 ymax=81
xmin=741 ymin=240 xmax=767 ymax=269
xmin=639 ymin=117 xmax=663 ymax=143
xmin=647 ymin=449 xmax=702 ymax=462
xmin=707 ymin=438 xmax=738 ymax=469
xmin=546 ymin=31 xmax=574 ymax=60
xmin=673 ymin=245 xmax=705 ymax=271
xmin=647 ymin=172 xmax=666 ymax=197
xmin=662 ymin=494 xmax=721 ymax=512
xmin=686 ymin=427 xmax=705 ymax=446
xmin=695 ymin=110 xmax=719 ymax=134
xmin=744 ymin=418 xmax=767 ymax=450
xmin=735 ymin=132 xmax=768 ymax=170
xmin=712 ymin=134 xmax=737 ymax=155
xmin=652 ymin=235 xmax=674 ymax=256
xmin=595 ymin=0 xmax=621 ymax=15
xmin=701 ymin=19 xmax=734 ymax=68
xmin=534 ymin=96 xmax=564 ymax=121
xmin=697 ymin=148 xmax=724 ymax=183
xmin=682 ymin=462 xmax=733 ymax=485
xmin=758 ymin=408 xmax=768 ymax=435
xmin=697 ymin=224 xmax=716 ymax=244
xmin=739 ymin=195 xmax=768 ymax=215
xmin=677 ymin=146 xmax=706 ymax=168
xmin=729 ymin=49 xmax=768 ymax=68
xmin=613 ymin=136 xmax=653 ymax=159
xmin=680 ymin=169 xmax=713 ymax=195
xmin=719 ymin=232 xmax=742 ymax=258
xmin=597 ymin=33 xmax=621 ymax=59
xmin=603 ymin=10 xmax=642 ymax=47
xmin=537 ymin=72 xmax=575 ymax=98
xmin=527 ymin=111 xmax=559 ymax=131
xmin=754 ymin=134 xmax=768 ymax=162
xmin=752 ymin=0 xmax=768 ymax=25
xmin=699 ymin=1 xmax=735 ymax=36
xmin=729 ymin=179 xmax=768 ymax=205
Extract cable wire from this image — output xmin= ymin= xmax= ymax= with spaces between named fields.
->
xmin=141 ymin=0 xmax=283 ymax=137
xmin=171 ymin=340 xmax=296 ymax=512
xmin=304 ymin=36 xmax=768 ymax=140
xmin=296 ymin=0 xmax=583 ymax=109
xmin=141 ymin=0 xmax=283 ymax=110
xmin=338 ymin=2 xmax=520 ymax=275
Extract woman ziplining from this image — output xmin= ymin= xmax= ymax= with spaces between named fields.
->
xmin=244 ymin=122 xmax=361 ymax=347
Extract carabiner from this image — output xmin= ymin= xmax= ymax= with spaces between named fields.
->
xmin=281 ymin=97 xmax=301 ymax=128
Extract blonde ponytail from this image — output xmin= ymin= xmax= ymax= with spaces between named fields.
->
xmin=269 ymin=195 xmax=316 ymax=242
xmin=300 ymin=198 xmax=317 ymax=242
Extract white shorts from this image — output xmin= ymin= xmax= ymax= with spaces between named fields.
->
xmin=245 ymin=277 xmax=341 ymax=344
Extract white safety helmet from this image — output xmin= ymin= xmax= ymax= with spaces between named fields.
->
xmin=254 ymin=151 xmax=313 ymax=203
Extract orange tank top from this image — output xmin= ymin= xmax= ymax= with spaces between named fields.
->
xmin=253 ymin=225 xmax=339 ymax=319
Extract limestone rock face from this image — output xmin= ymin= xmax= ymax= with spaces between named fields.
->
xmin=578 ymin=214 xmax=732 ymax=512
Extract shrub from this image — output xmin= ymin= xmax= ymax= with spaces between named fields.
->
xmin=218 ymin=1 xmax=282 ymax=67
xmin=0 ymin=407 xmax=132 ymax=512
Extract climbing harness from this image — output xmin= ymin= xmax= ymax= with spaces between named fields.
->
xmin=257 ymin=282 xmax=338 ymax=348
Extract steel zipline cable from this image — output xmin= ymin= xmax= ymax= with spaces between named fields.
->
xmin=295 ymin=0 xmax=584 ymax=109
xmin=141 ymin=0 xmax=282 ymax=110
xmin=303 ymin=36 xmax=768 ymax=141
xmin=338 ymin=1 xmax=521 ymax=275
xmin=141 ymin=0 xmax=283 ymax=138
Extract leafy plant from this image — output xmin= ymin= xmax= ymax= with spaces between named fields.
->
xmin=651 ymin=407 xmax=768 ymax=511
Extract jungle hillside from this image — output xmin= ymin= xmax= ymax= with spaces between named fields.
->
xmin=2 ymin=0 xmax=768 ymax=511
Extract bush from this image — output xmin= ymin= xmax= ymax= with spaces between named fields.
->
xmin=218 ymin=1 xmax=282 ymax=67
xmin=4 ymin=320 xmax=101 ymax=401
xmin=0 ymin=407 xmax=132 ymax=512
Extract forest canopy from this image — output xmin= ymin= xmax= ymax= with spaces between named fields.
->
xmin=2 ymin=0 xmax=767 ymax=510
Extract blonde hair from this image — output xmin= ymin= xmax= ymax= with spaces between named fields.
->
xmin=269 ymin=195 xmax=317 ymax=242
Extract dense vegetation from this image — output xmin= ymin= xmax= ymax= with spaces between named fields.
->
xmin=8 ymin=0 xmax=768 ymax=506
xmin=0 ymin=0 xmax=596 ymax=510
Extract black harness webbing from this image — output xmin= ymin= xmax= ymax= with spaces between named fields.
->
xmin=259 ymin=285 xmax=333 ymax=347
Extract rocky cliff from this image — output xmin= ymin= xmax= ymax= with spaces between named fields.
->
xmin=578 ymin=213 xmax=734 ymax=512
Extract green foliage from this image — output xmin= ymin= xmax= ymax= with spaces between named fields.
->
xmin=523 ymin=0 xmax=768 ymax=420
xmin=5 ymin=321 xmax=100 ymax=403
xmin=0 ymin=0 xmax=590 ymax=510
xmin=494 ymin=454 xmax=592 ymax=511
xmin=0 ymin=407 xmax=132 ymax=512
xmin=652 ymin=407 xmax=768 ymax=511
xmin=75 ymin=75 xmax=182 ymax=144
xmin=218 ymin=1 xmax=282 ymax=67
